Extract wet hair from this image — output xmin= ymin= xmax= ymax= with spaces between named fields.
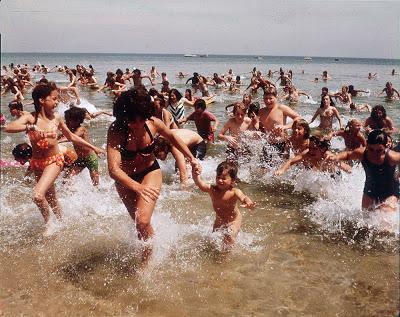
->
xmin=235 ymin=75 xmax=241 ymax=82
xmin=8 ymin=101 xmax=23 ymax=111
xmin=263 ymin=86 xmax=277 ymax=97
xmin=345 ymin=119 xmax=361 ymax=132
xmin=292 ymin=119 xmax=310 ymax=139
xmin=64 ymin=106 xmax=87 ymax=126
xmin=154 ymin=137 xmax=172 ymax=155
xmin=113 ymin=86 xmax=153 ymax=123
xmin=12 ymin=143 xmax=32 ymax=160
xmin=233 ymin=102 xmax=246 ymax=114
xmin=320 ymin=95 xmax=335 ymax=108
xmin=154 ymin=93 xmax=166 ymax=108
xmin=348 ymin=85 xmax=354 ymax=92
xmin=216 ymin=161 xmax=238 ymax=180
xmin=367 ymin=129 xmax=388 ymax=145
xmin=32 ymin=82 xmax=57 ymax=113
xmin=321 ymin=87 xmax=328 ymax=93
xmin=370 ymin=105 xmax=386 ymax=120
xmin=148 ymin=88 xmax=159 ymax=97
xmin=185 ymin=88 xmax=192 ymax=100
xmin=194 ymin=98 xmax=206 ymax=110
xmin=309 ymin=135 xmax=330 ymax=150
xmin=242 ymin=93 xmax=252 ymax=103
xmin=38 ymin=77 xmax=49 ymax=84
xmin=168 ymin=89 xmax=182 ymax=105
xmin=247 ymin=102 xmax=260 ymax=116
xmin=116 ymin=68 xmax=123 ymax=76
xmin=133 ymin=69 xmax=141 ymax=75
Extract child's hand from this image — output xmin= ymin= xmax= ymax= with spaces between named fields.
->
xmin=325 ymin=152 xmax=337 ymax=161
xmin=94 ymin=147 xmax=106 ymax=156
xmin=273 ymin=125 xmax=285 ymax=134
xmin=241 ymin=197 xmax=256 ymax=209
xmin=274 ymin=169 xmax=284 ymax=177
xmin=191 ymin=159 xmax=202 ymax=175
xmin=226 ymin=136 xmax=238 ymax=147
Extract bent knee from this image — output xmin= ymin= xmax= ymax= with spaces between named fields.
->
xmin=136 ymin=220 xmax=151 ymax=232
xmin=33 ymin=192 xmax=46 ymax=204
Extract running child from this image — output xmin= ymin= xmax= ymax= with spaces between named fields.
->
xmin=4 ymin=82 xmax=104 ymax=235
xmin=181 ymin=99 xmax=219 ymax=143
xmin=327 ymin=119 xmax=366 ymax=151
xmin=63 ymin=107 xmax=101 ymax=186
xmin=218 ymin=102 xmax=251 ymax=161
xmin=274 ymin=135 xmax=352 ymax=176
xmin=287 ymin=119 xmax=310 ymax=155
xmin=192 ymin=161 xmax=255 ymax=251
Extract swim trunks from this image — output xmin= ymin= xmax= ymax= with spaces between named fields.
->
xmin=73 ymin=152 xmax=99 ymax=172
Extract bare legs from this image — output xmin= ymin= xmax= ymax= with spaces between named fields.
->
xmin=33 ymin=163 xmax=63 ymax=233
xmin=115 ymin=168 xmax=162 ymax=264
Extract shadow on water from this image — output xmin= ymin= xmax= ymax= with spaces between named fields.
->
xmin=57 ymin=244 xmax=143 ymax=299
xmin=286 ymin=210 xmax=399 ymax=253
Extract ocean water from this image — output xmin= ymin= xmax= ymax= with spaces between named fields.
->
xmin=0 ymin=53 xmax=399 ymax=316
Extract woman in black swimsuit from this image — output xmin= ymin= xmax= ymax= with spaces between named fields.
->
xmin=107 ymin=87 xmax=201 ymax=256
xmin=328 ymin=130 xmax=400 ymax=212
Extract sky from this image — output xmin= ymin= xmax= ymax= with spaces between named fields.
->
xmin=1 ymin=0 xmax=399 ymax=59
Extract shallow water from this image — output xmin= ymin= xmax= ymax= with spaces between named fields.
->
xmin=0 ymin=53 xmax=399 ymax=316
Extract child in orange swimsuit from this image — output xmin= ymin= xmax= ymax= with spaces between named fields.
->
xmin=4 ymin=81 xmax=104 ymax=236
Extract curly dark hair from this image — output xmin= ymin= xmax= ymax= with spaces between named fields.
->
xmin=370 ymin=105 xmax=386 ymax=121
xmin=113 ymin=87 xmax=154 ymax=123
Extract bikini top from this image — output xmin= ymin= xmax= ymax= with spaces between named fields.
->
xmin=27 ymin=114 xmax=51 ymax=149
xmin=120 ymin=122 xmax=155 ymax=160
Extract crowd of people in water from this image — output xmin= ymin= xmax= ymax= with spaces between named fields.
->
xmin=1 ymin=62 xmax=399 ymax=257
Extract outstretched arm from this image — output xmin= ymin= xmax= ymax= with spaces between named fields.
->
xmin=326 ymin=147 xmax=364 ymax=162
xmin=274 ymin=154 xmax=304 ymax=176
xmin=155 ymin=118 xmax=201 ymax=173
xmin=309 ymin=109 xmax=319 ymax=125
xmin=234 ymin=188 xmax=255 ymax=209
xmin=192 ymin=169 xmax=211 ymax=193
xmin=58 ymin=117 xmax=104 ymax=155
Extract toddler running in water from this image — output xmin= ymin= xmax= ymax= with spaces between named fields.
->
xmin=192 ymin=161 xmax=255 ymax=251
xmin=4 ymin=82 xmax=104 ymax=235
xmin=63 ymin=107 xmax=101 ymax=186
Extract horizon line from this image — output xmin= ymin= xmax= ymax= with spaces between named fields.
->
xmin=2 ymin=51 xmax=399 ymax=61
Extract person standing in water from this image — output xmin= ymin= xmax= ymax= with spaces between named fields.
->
xmin=327 ymin=130 xmax=400 ymax=212
xmin=259 ymin=87 xmax=300 ymax=160
xmin=107 ymin=87 xmax=201 ymax=262
xmin=309 ymin=95 xmax=343 ymax=133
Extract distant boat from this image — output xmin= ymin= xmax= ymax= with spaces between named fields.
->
xmin=304 ymin=57 xmax=312 ymax=60
xmin=334 ymin=58 xmax=339 ymax=61
xmin=184 ymin=54 xmax=197 ymax=57
xmin=254 ymin=56 xmax=262 ymax=60
xmin=199 ymin=54 xmax=208 ymax=58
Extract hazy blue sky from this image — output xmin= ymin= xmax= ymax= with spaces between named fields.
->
xmin=1 ymin=0 xmax=399 ymax=58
